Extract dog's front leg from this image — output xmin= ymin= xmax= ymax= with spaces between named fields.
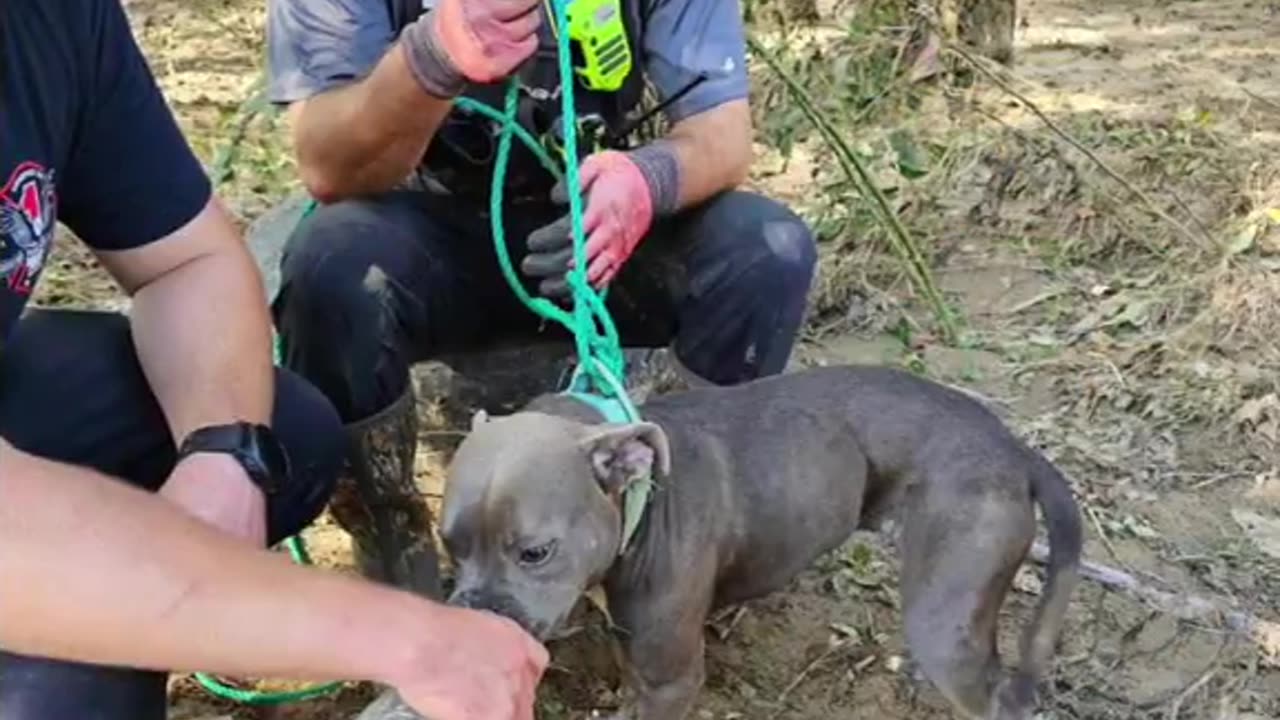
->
xmin=604 ymin=632 xmax=705 ymax=720
xmin=600 ymin=593 xmax=709 ymax=720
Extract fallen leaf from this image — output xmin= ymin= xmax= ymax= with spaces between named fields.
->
xmin=585 ymin=585 xmax=614 ymax=627
xmin=1012 ymin=566 xmax=1044 ymax=595
xmin=1230 ymin=508 xmax=1280 ymax=561
xmin=829 ymin=622 xmax=863 ymax=640
xmin=1235 ymin=393 xmax=1279 ymax=426
xmin=1227 ymin=223 xmax=1259 ymax=256
xmin=907 ymin=32 xmax=943 ymax=83
xmin=1253 ymin=619 xmax=1280 ymax=668
xmin=1245 ymin=470 xmax=1279 ymax=505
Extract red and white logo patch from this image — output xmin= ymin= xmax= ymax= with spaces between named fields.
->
xmin=0 ymin=161 xmax=57 ymax=295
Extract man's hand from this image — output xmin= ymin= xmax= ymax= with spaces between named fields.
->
xmin=159 ymin=454 xmax=267 ymax=547
xmin=400 ymin=0 xmax=542 ymax=98
xmin=389 ymin=605 xmax=548 ymax=720
xmin=523 ymin=145 xmax=681 ymax=298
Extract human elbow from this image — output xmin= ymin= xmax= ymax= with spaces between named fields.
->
xmin=726 ymin=137 xmax=753 ymax=187
xmin=291 ymin=105 xmax=364 ymax=204
xmin=298 ymin=160 xmax=348 ymax=205
xmin=296 ymin=135 xmax=414 ymax=204
xmin=293 ymin=128 xmax=349 ymax=204
xmin=715 ymin=104 xmax=754 ymax=188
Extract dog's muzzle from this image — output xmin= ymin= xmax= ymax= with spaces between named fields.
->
xmin=449 ymin=588 xmax=545 ymax=637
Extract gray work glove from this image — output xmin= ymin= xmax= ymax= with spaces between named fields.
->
xmin=522 ymin=178 xmax=580 ymax=299
xmin=522 ymin=144 xmax=681 ymax=299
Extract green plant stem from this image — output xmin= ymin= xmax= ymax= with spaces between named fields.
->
xmin=747 ymin=35 xmax=960 ymax=344
xmin=210 ymin=74 xmax=269 ymax=188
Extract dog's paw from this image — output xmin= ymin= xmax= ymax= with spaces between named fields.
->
xmin=891 ymin=656 xmax=928 ymax=706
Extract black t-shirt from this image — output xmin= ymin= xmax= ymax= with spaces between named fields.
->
xmin=0 ymin=0 xmax=212 ymax=343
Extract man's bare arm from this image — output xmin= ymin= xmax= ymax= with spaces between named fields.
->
xmin=0 ymin=437 xmax=408 ymax=679
xmin=285 ymin=0 xmax=542 ymax=203
xmin=290 ymin=47 xmax=456 ymax=203
xmin=661 ymin=98 xmax=753 ymax=211
xmin=0 ymin=438 xmax=546 ymax=719
xmin=97 ymin=196 xmax=272 ymax=446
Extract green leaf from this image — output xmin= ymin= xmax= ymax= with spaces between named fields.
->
xmin=889 ymin=129 xmax=929 ymax=179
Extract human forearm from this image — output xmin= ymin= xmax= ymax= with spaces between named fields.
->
xmin=292 ymin=0 xmax=542 ymax=203
xmin=0 ymin=439 xmax=423 ymax=683
xmin=659 ymin=99 xmax=753 ymax=211
xmin=126 ymin=205 xmax=274 ymax=440
xmin=96 ymin=198 xmax=276 ymax=544
xmin=292 ymin=46 xmax=455 ymax=203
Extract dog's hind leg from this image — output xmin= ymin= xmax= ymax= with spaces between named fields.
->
xmin=896 ymin=480 xmax=1036 ymax=719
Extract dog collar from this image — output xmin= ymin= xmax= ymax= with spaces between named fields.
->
xmin=563 ymin=367 xmax=653 ymax=558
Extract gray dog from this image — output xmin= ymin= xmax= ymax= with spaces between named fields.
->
xmin=440 ymin=364 xmax=1083 ymax=720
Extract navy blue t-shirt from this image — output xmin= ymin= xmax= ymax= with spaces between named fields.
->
xmin=0 ymin=0 xmax=212 ymax=343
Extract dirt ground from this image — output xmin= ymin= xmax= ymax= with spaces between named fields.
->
xmin=39 ymin=0 xmax=1280 ymax=718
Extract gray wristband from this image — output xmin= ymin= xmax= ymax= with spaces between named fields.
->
xmin=398 ymin=15 xmax=466 ymax=99
xmin=626 ymin=141 xmax=681 ymax=217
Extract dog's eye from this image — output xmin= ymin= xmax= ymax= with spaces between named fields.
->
xmin=518 ymin=541 xmax=556 ymax=567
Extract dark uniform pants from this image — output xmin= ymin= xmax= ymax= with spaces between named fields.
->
xmin=273 ymin=189 xmax=818 ymax=422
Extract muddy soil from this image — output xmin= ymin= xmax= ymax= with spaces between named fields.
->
xmin=35 ymin=0 xmax=1280 ymax=718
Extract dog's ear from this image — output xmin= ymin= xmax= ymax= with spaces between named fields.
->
xmin=581 ymin=421 xmax=671 ymax=496
xmin=470 ymin=409 xmax=490 ymax=432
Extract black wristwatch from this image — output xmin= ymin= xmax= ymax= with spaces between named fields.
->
xmin=177 ymin=422 xmax=291 ymax=496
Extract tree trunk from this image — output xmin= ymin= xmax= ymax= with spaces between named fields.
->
xmin=934 ymin=0 xmax=1017 ymax=64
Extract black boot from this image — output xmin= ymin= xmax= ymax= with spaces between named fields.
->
xmin=328 ymin=388 xmax=441 ymax=600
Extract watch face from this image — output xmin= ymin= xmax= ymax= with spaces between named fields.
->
xmin=179 ymin=423 xmax=291 ymax=494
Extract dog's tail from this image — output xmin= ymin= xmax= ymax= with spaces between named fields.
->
xmin=1010 ymin=453 xmax=1083 ymax=702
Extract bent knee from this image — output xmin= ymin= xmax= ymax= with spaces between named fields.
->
xmin=704 ymin=192 xmax=817 ymax=287
xmin=758 ymin=213 xmax=817 ymax=291
xmin=267 ymin=370 xmax=345 ymax=542
xmin=280 ymin=207 xmax=382 ymax=308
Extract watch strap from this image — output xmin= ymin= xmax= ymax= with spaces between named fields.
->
xmin=177 ymin=422 xmax=289 ymax=495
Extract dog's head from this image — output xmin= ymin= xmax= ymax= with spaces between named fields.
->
xmin=440 ymin=409 xmax=670 ymax=640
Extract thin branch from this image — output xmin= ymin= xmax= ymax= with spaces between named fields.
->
xmin=1239 ymin=85 xmax=1280 ymax=113
xmin=1165 ymin=184 xmax=1217 ymax=242
xmin=209 ymin=73 xmax=269 ymax=188
xmin=945 ymin=42 xmax=1215 ymax=250
xmin=773 ymin=637 xmax=856 ymax=711
xmin=1086 ymin=505 xmax=1124 ymax=566
xmin=1166 ymin=665 xmax=1218 ymax=720
xmin=1028 ymin=541 xmax=1280 ymax=663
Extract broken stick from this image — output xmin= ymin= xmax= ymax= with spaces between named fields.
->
xmin=1028 ymin=541 xmax=1279 ymax=665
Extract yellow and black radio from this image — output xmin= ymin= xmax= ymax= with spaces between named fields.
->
xmin=551 ymin=0 xmax=632 ymax=92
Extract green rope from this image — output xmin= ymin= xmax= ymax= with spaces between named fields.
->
xmin=454 ymin=0 xmax=631 ymax=404
xmin=460 ymin=81 xmax=628 ymax=400
xmin=193 ymin=666 xmax=343 ymax=707
xmin=197 ymin=0 xmax=639 ymax=705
